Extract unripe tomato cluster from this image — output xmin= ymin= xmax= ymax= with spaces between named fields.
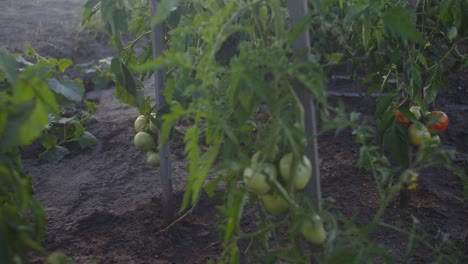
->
xmin=243 ymin=150 xmax=326 ymax=245
xmin=133 ymin=114 xmax=160 ymax=167
xmin=395 ymin=108 xmax=448 ymax=147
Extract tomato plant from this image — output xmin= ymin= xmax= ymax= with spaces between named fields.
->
xmin=0 ymin=49 xmax=57 ymax=262
xmin=81 ymin=0 xmax=467 ymax=263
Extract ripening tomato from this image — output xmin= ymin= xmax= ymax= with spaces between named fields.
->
xmin=426 ymin=111 xmax=448 ymax=134
xmin=408 ymin=124 xmax=431 ymax=147
xmin=395 ymin=110 xmax=410 ymax=127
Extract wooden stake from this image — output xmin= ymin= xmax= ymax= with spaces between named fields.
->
xmin=151 ymin=0 xmax=174 ymax=223
xmin=287 ymin=1 xmax=322 ymax=210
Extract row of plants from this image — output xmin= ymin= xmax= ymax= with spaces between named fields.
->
xmin=82 ymin=0 xmax=467 ymax=262
xmin=0 ymin=0 xmax=466 ymax=262
xmin=0 ymin=46 xmax=99 ymax=263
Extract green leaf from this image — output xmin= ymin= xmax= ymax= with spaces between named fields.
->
xmin=48 ymin=77 xmax=85 ymax=102
xmin=25 ymin=45 xmax=37 ymax=57
xmin=205 ymin=176 xmax=222 ymax=198
xmin=84 ymin=100 xmax=100 ymax=114
xmin=58 ymin=59 xmax=73 ymax=72
xmin=375 ymin=93 xmax=395 ymax=119
xmin=39 ymin=134 xmax=57 ymax=150
xmin=343 ymin=3 xmax=369 ymax=26
xmin=416 ymin=52 xmax=428 ymax=70
xmin=19 ymin=100 xmax=50 ymax=146
xmin=151 ymin=0 xmax=181 ymax=26
xmin=72 ymin=121 xmax=86 ymax=139
xmin=39 ymin=145 xmax=70 ymax=162
xmin=383 ymin=124 xmax=409 ymax=168
xmin=376 ymin=109 xmax=394 ymax=138
xmin=382 ymin=7 xmax=424 ymax=44
xmin=77 ymin=131 xmax=98 ymax=149
xmin=287 ymin=12 xmax=313 ymax=46
xmin=111 ymin=57 xmax=144 ymax=107
xmin=0 ymin=50 xmax=18 ymax=87
xmin=325 ymin=53 xmax=344 ymax=65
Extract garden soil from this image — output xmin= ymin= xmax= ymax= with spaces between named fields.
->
xmin=1 ymin=1 xmax=467 ymax=263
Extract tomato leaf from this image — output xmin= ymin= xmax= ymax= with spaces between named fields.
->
xmin=151 ymin=0 xmax=181 ymax=26
xmin=383 ymin=124 xmax=409 ymax=168
xmin=376 ymin=107 xmax=394 ymax=138
xmin=383 ymin=7 xmax=424 ymax=44
xmin=111 ymin=57 xmax=144 ymax=107
xmin=287 ymin=12 xmax=313 ymax=46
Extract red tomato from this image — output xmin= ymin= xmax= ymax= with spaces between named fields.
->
xmin=395 ymin=110 xmax=410 ymax=127
xmin=426 ymin=111 xmax=448 ymax=133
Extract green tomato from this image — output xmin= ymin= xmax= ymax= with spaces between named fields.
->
xmin=261 ymin=194 xmax=288 ymax=216
xmin=279 ymin=153 xmax=312 ymax=190
xmin=147 ymin=151 xmax=160 ymax=167
xmin=409 ymin=106 xmax=421 ymax=120
xmin=134 ymin=115 xmax=147 ymax=132
xmin=149 ymin=121 xmax=158 ymax=134
xmin=243 ymin=163 xmax=277 ymax=195
xmin=301 ymin=214 xmax=327 ymax=245
xmin=134 ymin=132 xmax=155 ymax=151
xmin=135 ymin=113 xmax=158 ymax=134
xmin=408 ymin=124 xmax=431 ymax=147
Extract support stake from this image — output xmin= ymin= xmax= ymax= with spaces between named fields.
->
xmin=287 ymin=0 xmax=322 ymax=210
xmin=151 ymin=0 xmax=174 ymax=223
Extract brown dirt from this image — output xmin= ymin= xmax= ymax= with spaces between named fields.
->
xmin=1 ymin=1 xmax=467 ymax=263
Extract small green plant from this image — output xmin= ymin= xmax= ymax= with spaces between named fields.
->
xmin=0 ymin=49 xmax=52 ymax=262
xmin=10 ymin=46 xmax=100 ymax=162
xmin=0 ymin=46 xmax=100 ymax=261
